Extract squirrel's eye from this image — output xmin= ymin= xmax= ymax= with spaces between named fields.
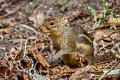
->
xmin=50 ymin=21 xmax=55 ymax=26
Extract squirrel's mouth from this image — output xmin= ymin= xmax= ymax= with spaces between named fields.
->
xmin=40 ymin=26 xmax=50 ymax=34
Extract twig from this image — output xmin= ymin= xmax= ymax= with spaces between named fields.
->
xmin=21 ymin=24 xmax=41 ymax=35
xmin=23 ymin=36 xmax=37 ymax=58
xmin=0 ymin=2 xmax=25 ymax=19
xmin=99 ymin=60 xmax=120 ymax=80
xmin=98 ymin=41 xmax=114 ymax=52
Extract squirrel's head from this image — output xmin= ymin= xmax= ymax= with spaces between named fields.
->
xmin=40 ymin=16 xmax=70 ymax=36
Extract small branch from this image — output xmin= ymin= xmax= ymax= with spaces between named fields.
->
xmin=21 ymin=24 xmax=41 ymax=35
xmin=99 ymin=60 xmax=120 ymax=80
xmin=23 ymin=36 xmax=37 ymax=58
xmin=0 ymin=2 xmax=25 ymax=19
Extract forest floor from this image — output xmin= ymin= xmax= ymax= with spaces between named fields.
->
xmin=0 ymin=0 xmax=120 ymax=80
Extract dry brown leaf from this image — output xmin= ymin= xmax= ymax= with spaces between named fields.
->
xmin=0 ymin=60 xmax=8 ymax=67
xmin=33 ymin=52 xmax=50 ymax=68
xmin=6 ymin=48 xmax=22 ymax=60
xmin=0 ymin=67 xmax=9 ymax=75
xmin=0 ymin=29 xmax=10 ymax=34
xmin=23 ymin=73 xmax=29 ymax=80
xmin=28 ymin=43 xmax=42 ymax=51
xmin=0 ymin=61 xmax=9 ymax=75
xmin=20 ymin=59 xmax=32 ymax=70
xmin=29 ymin=11 xmax=45 ymax=27
xmin=94 ymin=29 xmax=117 ymax=41
xmin=93 ymin=29 xmax=120 ymax=63
xmin=107 ymin=16 xmax=120 ymax=26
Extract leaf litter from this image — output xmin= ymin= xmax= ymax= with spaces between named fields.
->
xmin=0 ymin=0 xmax=120 ymax=80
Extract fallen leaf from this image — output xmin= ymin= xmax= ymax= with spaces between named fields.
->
xmin=29 ymin=12 xmax=45 ymax=27
xmin=33 ymin=52 xmax=50 ymax=68
xmin=0 ymin=61 xmax=9 ymax=75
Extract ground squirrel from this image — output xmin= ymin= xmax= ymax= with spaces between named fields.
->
xmin=40 ymin=16 xmax=94 ymax=66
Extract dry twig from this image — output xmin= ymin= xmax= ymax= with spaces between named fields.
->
xmin=0 ymin=2 xmax=25 ymax=19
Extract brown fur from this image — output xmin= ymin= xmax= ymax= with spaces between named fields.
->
xmin=40 ymin=16 xmax=94 ymax=66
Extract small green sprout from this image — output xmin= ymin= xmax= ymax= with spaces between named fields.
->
xmin=104 ymin=1 xmax=108 ymax=9
xmin=57 ymin=0 xmax=67 ymax=6
xmin=98 ymin=73 xmax=104 ymax=77
xmin=32 ymin=4 xmax=38 ymax=9
xmin=90 ymin=8 xmax=96 ymax=15
xmin=25 ymin=9 xmax=32 ymax=14
xmin=25 ymin=3 xmax=38 ymax=14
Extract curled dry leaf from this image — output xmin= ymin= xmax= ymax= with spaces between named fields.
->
xmin=0 ymin=67 xmax=9 ymax=75
xmin=0 ymin=28 xmax=10 ymax=34
xmin=20 ymin=59 xmax=32 ymax=70
xmin=6 ymin=47 xmax=22 ymax=60
xmin=33 ymin=52 xmax=50 ymax=68
xmin=29 ymin=12 xmax=45 ymax=28
xmin=0 ymin=60 xmax=8 ymax=67
xmin=23 ymin=73 xmax=29 ymax=80
xmin=0 ymin=60 xmax=9 ymax=75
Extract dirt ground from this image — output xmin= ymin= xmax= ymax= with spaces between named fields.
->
xmin=0 ymin=0 xmax=120 ymax=80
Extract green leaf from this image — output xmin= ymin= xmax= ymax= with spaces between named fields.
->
xmin=90 ymin=8 xmax=96 ymax=15
xmin=58 ymin=0 xmax=63 ymax=3
xmin=32 ymin=4 xmax=38 ymax=9
xmin=58 ymin=0 xmax=63 ymax=5
xmin=99 ymin=73 xmax=104 ymax=77
xmin=57 ymin=0 xmax=67 ymax=6
xmin=100 ymin=14 xmax=105 ymax=19
xmin=25 ymin=9 xmax=32 ymax=14
xmin=104 ymin=1 xmax=108 ymax=9
xmin=108 ymin=9 xmax=113 ymax=14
